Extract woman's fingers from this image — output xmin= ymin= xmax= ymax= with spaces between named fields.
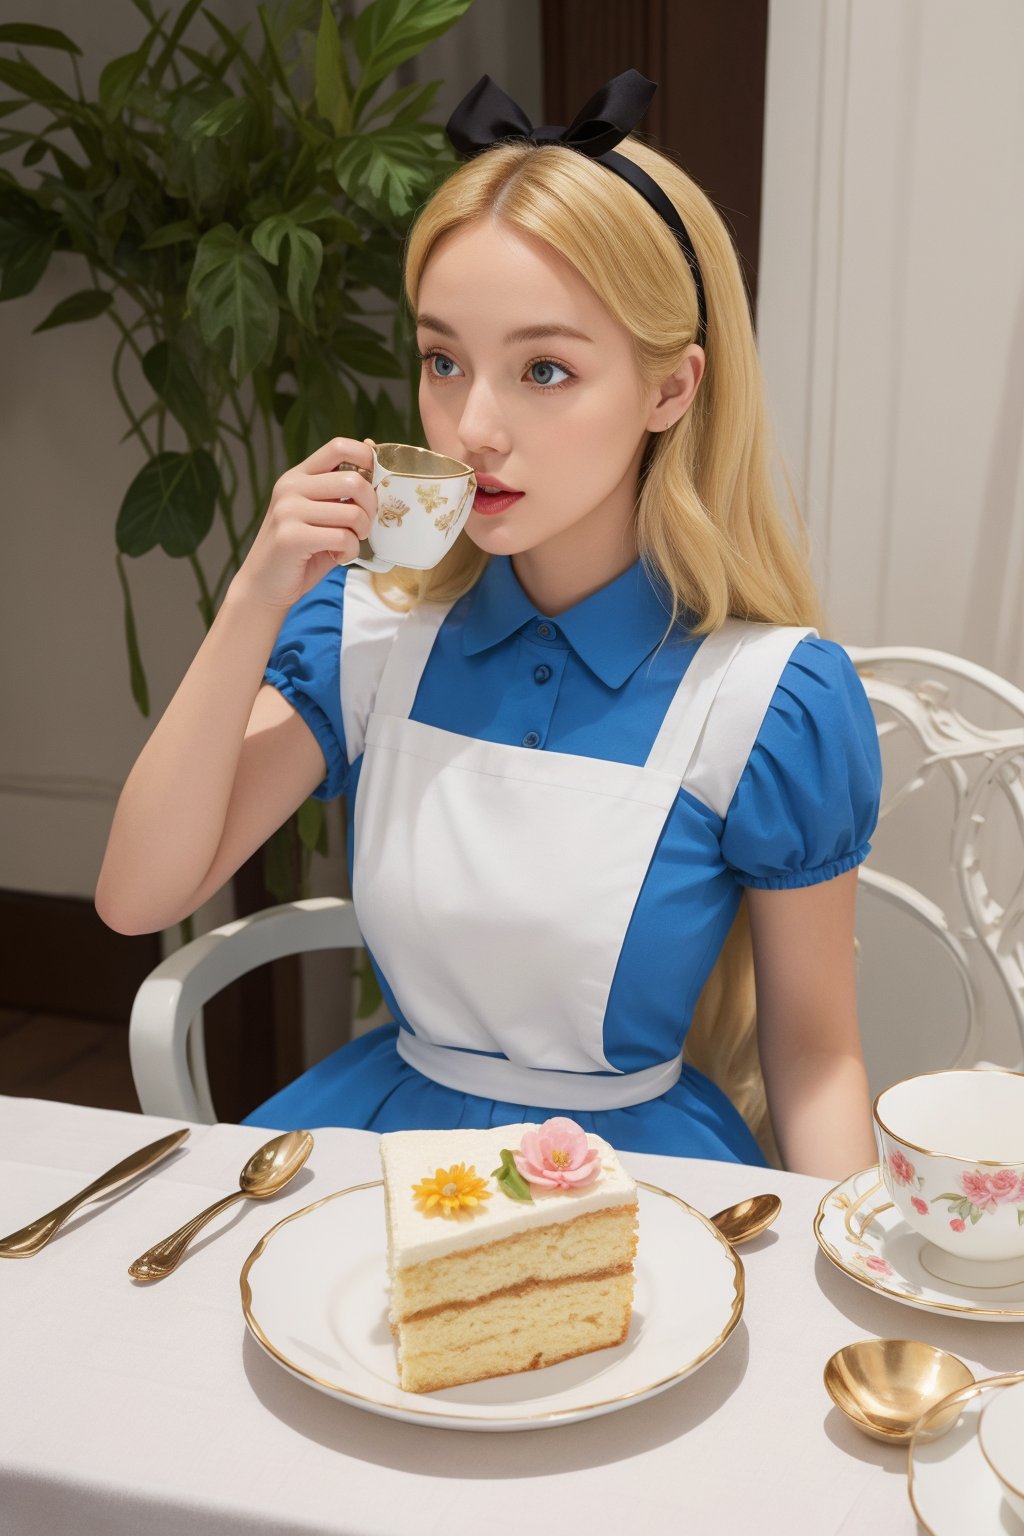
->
xmin=297 ymin=468 xmax=378 ymax=504
xmin=297 ymin=435 xmax=376 ymax=476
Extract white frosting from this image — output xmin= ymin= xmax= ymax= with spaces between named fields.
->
xmin=380 ymin=1123 xmax=637 ymax=1268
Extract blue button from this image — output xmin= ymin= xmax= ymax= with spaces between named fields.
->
xmin=536 ymin=622 xmax=553 ymax=638
xmin=534 ymin=664 xmax=551 ymax=684
xmin=522 ymin=731 xmax=541 ymax=748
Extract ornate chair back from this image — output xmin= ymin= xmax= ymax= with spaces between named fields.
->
xmin=846 ymin=645 xmax=1024 ymax=1098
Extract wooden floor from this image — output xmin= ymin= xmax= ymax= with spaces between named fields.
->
xmin=0 ymin=1008 xmax=140 ymax=1113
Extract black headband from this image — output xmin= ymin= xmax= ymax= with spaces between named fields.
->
xmin=444 ymin=69 xmax=708 ymax=349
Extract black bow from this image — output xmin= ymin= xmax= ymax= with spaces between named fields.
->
xmin=446 ymin=68 xmax=656 ymax=160
xmin=445 ymin=70 xmax=708 ymax=347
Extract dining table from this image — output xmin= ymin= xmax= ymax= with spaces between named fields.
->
xmin=2 ymin=1093 xmax=1022 ymax=1536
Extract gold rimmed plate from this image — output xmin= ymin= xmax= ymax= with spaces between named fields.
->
xmin=240 ymin=1179 xmax=744 ymax=1431
xmin=908 ymin=1372 xmax=1024 ymax=1535
xmin=814 ymin=1167 xmax=1024 ymax=1322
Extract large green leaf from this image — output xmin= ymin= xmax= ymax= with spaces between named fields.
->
xmin=32 ymin=287 xmax=113 ymax=332
xmin=0 ymin=193 xmax=59 ymax=300
xmin=0 ymin=25 xmax=82 ymax=55
xmin=333 ymin=128 xmax=435 ymax=223
xmin=314 ymin=0 xmax=350 ymax=135
xmin=187 ymin=223 xmax=279 ymax=380
xmin=142 ymin=338 xmax=213 ymax=444
xmin=287 ymin=191 xmax=362 ymax=244
xmin=140 ymin=219 xmax=198 ymax=251
xmin=353 ymin=0 xmax=475 ymax=95
xmin=116 ymin=449 xmax=220 ymax=559
xmin=98 ymin=32 xmax=158 ymax=122
xmin=187 ymin=96 xmax=251 ymax=139
xmin=283 ymin=359 xmax=356 ymax=463
xmin=0 ymin=56 xmax=75 ymax=108
xmin=363 ymin=78 xmax=440 ymax=129
xmin=252 ymin=215 xmax=323 ymax=330
xmin=332 ymin=317 xmax=403 ymax=378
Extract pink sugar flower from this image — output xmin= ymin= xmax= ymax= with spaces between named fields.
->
xmin=513 ymin=1117 xmax=601 ymax=1190
xmin=911 ymin=1197 xmax=929 ymax=1216
xmin=888 ymin=1150 xmax=916 ymax=1186
xmin=950 ymin=1218 xmax=966 ymax=1233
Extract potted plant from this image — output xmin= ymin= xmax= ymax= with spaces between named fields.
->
xmin=0 ymin=0 xmax=474 ymax=1040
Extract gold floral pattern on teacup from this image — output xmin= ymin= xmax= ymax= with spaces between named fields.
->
xmin=416 ymin=483 xmax=445 ymax=515
xmin=377 ymin=496 xmax=411 ymax=527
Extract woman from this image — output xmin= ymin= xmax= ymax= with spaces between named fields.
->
xmin=96 ymin=72 xmax=881 ymax=1177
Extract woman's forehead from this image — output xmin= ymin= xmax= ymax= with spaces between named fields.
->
xmin=416 ymin=221 xmax=610 ymax=341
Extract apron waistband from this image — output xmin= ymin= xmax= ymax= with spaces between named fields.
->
xmin=395 ymin=1031 xmax=683 ymax=1111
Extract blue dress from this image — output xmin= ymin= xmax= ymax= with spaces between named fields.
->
xmin=242 ymin=555 xmax=882 ymax=1165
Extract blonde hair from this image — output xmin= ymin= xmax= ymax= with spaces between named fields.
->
xmin=373 ymin=136 xmax=825 ymax=1161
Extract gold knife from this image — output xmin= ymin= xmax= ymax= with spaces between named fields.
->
xmin=0 ymin=1128 xmax=190 ymax=1258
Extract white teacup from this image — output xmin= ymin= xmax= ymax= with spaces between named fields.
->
xmin=873 ymin=1068 xmax=1024 ymax=1279
xmin=342 ymin=442 xmax=476 ymax=574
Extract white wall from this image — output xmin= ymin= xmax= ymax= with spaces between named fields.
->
xmin=760 ymin=0 xmax=1024 ymax=678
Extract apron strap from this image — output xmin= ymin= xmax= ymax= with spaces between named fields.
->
xmin=647 ymin=620 xmax=817 ymax=817
xmin=371 ymin=598 xmax=454 ymax=720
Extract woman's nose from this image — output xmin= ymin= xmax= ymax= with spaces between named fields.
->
xmin=457 ymin=379 xmax=511 ymax=458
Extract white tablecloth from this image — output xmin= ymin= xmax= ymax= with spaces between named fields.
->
xmin=1 ymin=1097 xmax=1021 ymax=1536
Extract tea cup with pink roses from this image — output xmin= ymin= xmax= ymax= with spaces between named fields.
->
xmin=873 ymin=1068 xmax=1024 ymax=1277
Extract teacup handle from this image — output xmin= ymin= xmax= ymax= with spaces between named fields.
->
xmin=340 ymin=552 xmax=395 ymax=574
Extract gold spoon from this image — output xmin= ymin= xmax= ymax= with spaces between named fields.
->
xmin=710 ymin=1193 xmax=782 ymax=1245
xmin=824 ymin=1339 xmax=976 ymax=1443
xmin=128 ymin=1130 xmax=313 ymax=1282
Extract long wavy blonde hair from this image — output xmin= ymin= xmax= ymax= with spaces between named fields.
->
xmin=372 ymin=135 xmax=825 ymax=1161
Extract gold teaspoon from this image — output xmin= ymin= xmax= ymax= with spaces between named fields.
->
xmin=710 ymin=1193 xmax=782 ymax=1245
xmin=128 ymin=1130 xmax=313 ymax=1282
xmin=824 ymin=1339 xmax=976 ymax=1443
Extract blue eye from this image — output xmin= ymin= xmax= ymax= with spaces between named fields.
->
xmin=528 ymin=360 xmax=570 ymax=388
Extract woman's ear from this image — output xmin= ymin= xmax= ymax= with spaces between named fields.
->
xmin=646 ymin=344 xmax=705 ymax=432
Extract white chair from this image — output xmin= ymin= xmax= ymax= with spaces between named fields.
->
xmin=846 ymin=646 xmax=1024 ymax=1096
xmin=129 ymin=647 xmax=1024 ymax=1122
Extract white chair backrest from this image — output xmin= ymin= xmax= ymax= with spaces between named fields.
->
xmin=846 ymin=645 xmax=1024 ymax=1097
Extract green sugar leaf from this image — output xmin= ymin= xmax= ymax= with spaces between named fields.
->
xmin=490 ymin=1149 xmax=533 ymax=1204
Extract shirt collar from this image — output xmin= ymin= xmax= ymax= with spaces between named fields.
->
xmin=461 ymin=554 xmax=681 ymax=689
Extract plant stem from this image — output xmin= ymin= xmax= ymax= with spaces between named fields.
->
xmin=111 ymin=329 xmax=156 ymax=458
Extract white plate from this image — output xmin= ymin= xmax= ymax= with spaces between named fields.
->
xmin=909 ymin=1374 xmax=1024 ymax=1535
xmin=814 ymin=1168 xmax=1024 ymax=1322
xmin=979 ymin=1379 xmax=1024 ymax=1524
xmin=240 ymin=1178 xmax=744 ymax=1431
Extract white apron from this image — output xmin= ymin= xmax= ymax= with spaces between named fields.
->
xmin=346 ymin=572 xmax=814 ymax=1110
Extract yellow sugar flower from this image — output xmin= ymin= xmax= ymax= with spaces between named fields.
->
xmin=412 ymin=1162 xmax=492 ymax=1217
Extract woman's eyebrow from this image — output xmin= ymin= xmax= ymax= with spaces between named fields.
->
xmin=415 ymin=314 xmax=594 ymax=345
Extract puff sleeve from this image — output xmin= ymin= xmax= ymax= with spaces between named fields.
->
xmin=720 ymin=637 xmax=882 ymax=889
xmin=263 ymin=567 xmax=350 ymax=802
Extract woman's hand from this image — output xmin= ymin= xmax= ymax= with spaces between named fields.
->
xmin=231 ymin=436 xmax=378 ymax=613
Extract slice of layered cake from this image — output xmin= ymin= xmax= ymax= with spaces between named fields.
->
xmin=380 ymin=1118 xmax=639 ymax=1393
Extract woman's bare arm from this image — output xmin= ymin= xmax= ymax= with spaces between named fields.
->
xmin=747 ymin=869 xmax=877 ymax=1179
xmin=95 ymin=436 xmax=376 ymax=935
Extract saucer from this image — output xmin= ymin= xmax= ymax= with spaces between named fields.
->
xmin=814 ymin=1167 xmax=1024 ymax=1321
xmin=908 ymin=1373 xmax=1024 ymax=1535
